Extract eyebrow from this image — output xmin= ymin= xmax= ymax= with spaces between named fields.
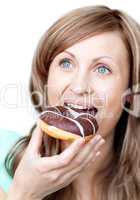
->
xmin=64 ymin=50 xmax=114 ymax=64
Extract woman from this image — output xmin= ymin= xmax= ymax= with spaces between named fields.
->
xmin=2 ymin=5 xmax=140 ymax=200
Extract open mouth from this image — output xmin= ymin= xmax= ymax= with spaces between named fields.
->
xmin=64 ymin=102 xmax=98 ymax=116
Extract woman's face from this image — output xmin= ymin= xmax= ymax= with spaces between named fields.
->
xmin=47 ymin=31 xmax=129 ymax=140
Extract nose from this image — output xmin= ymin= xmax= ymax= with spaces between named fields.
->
xmin=69 ymin=72 xmax=93 ymax=95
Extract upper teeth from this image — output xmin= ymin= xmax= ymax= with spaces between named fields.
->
xmin=66 ymin=103 xmax=89 ymax=109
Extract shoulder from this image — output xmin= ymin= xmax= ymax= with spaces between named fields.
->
xmin=0 ymin=129 xmax=21 ymax=150
xmin=0 ymin=128 xmax=21 ymax=159
xmin=0 ymin=129 xmax=21 ymax=192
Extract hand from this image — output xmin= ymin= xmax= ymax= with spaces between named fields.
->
xmin=7 ymin=123 xmax=105 ymax=200
xmin=0 ymin=187 xmax=6 ymax=200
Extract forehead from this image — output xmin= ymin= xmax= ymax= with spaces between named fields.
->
xmin=65 ymin=31 xmax=128 ymax=63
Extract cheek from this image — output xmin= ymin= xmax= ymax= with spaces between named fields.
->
xmin=47 ymin=68 xmax=60 ymax=106
xmin=94 ymin=77 xmax=128 ymax=137
xmin=94 ymin=75 xmax=128 ymax=112
xmin=47 ymin=67 xmax=71 ymax=106
xmin=102 ymin=86 xmax=123 ymax=123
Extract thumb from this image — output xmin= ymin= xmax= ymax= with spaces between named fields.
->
xmin=27 ymin=121 xmax=43 ymax=155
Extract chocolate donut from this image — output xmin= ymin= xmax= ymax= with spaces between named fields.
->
xmin=38 ymin=105 xmax=98 ymax=141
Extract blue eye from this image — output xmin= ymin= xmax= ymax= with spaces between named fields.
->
xmin=96 ymin=65 xmax=110 ymax=75
xmin=59 ymin=58 xmax=73 ymax=70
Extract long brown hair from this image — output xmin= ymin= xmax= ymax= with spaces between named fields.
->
xmin=5 ymin=5 xmax=140 ymax=200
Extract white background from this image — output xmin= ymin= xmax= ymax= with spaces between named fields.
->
xmin=0 ymin=0 xmax=139 ymax=135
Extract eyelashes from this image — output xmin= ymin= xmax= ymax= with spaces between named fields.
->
xmin=58 ymin=57 xmax=111 ymax=75
xmin=96 ymin=65 xmax=111 ymax=75
xmin=58 ymin=58 xmax=73 ymax=70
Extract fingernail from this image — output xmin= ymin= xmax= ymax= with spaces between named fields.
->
xmin=78 ymin=138 xmax=85 ymax=144
xmin=95 ymin=134 xmax=102 ymax=140
xmin=100 ymin=138 xmax=105 ymax=144
xmin=95 ymin=151 xmax=101 ymax=157
xmin=91 ymin=134 xmax=101 ymax=143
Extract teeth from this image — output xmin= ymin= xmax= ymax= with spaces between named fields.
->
xmin=66 ymin=103 xmax=89 ymax=109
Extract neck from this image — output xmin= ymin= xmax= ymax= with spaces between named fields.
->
xmin=71 ymin=132 xmax=114 ymax=200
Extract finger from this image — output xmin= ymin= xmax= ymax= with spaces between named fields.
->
xmin=55 ymin=166 xmax=83 ymax=187
xmin=40 ymin=137 xmax=85 ymax=171
xmin=58 ymin=137 xmax=86 ymax=163
xmin=57 ymin=151 xmax=102 ymax=186
xmin=40 ymin=135 xmax=102 ymax=172
xmin=86 ymin=151 xmax=101 ymax=168
xmin=58 ymin=135 xmax=104 ymax=175
xmin=76 ymin=148 xmax=101 ymax=171
xmin=27 ymin=122 xmax=43 ymax=155
xmin=72 ymin=136 xmax=104 ymax=170
xmin=72 ymin=134 xmax=103 ymax=163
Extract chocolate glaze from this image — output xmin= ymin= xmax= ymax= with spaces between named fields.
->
xmin=40 ymin=106 xmax=98 ymax=137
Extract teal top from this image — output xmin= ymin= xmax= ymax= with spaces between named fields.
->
xmin=0 ymin=129 xmax=21 ymax=192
